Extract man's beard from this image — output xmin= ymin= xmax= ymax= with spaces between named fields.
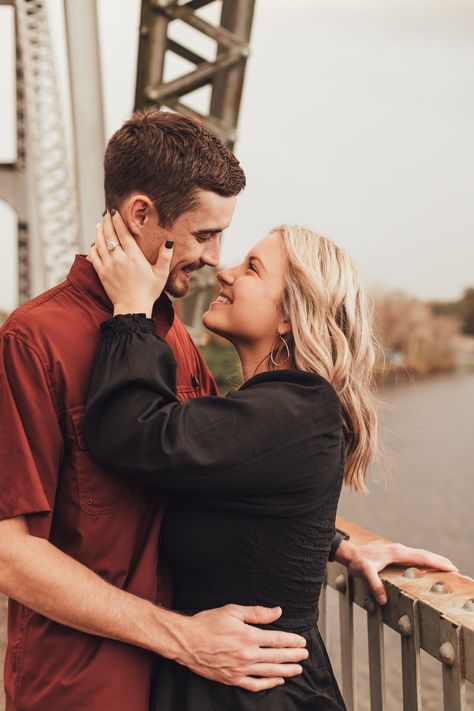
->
xmin=165 ymin=265 xmax=201 ymax=298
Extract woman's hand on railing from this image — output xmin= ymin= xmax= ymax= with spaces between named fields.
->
xmin=334 ymin=540 xmax=458 ymax=604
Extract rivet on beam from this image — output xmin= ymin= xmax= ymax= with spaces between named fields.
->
xmin=403 ymin=567 xmax=419 ymax=579
xmin=430 ymin=581 xmax=450 ymax=594
xmin=462 ymin=598 xmax=474 ymax=612
xmin=397 ymin=614 xmax=412 ymax=638
xmin=334 ymin=574 xmax=347 ymax=594
xmin=439 ymin=642 xmax=455 ymax=667
xmin=363 ymin=595 xmax=376 ymax=614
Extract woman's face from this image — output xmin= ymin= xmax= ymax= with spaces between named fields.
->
xmin=203 ymin=231 xmax=288 ymax=347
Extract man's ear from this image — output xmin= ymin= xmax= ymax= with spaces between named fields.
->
xmin=122 ymin=195 xmax=157 ymax=234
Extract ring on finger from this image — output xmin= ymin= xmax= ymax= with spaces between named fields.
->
xmin=107 ymin=240 xmax=118 ymax=252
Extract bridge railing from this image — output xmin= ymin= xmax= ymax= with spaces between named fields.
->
xmin=321 ymin=517 xmax=474 ymax=711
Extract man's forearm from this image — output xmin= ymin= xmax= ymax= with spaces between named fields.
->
xmin=0 ymin=516 xmax=309 ymax=690
xmin=0 ymin=516 xmax=183 ymax=658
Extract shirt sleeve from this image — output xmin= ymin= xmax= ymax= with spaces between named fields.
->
xmin=0 ymin=331 xmax=64 ymax=524
xmin=84 ymin=315 xmax=341 ymax=499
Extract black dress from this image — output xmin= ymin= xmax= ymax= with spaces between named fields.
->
xmin=84 ymin=315 xmax=346 ymax=711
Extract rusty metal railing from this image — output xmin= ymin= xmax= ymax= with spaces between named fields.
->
xmin=320 ymin=518 xmax=474 ymax=710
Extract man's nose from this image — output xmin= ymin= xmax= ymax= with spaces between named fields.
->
xmin=201 ymin=238 xmax=220 ymax=267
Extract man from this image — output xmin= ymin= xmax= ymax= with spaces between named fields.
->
xmin=0 ymin=110 xmax=455 ymax=710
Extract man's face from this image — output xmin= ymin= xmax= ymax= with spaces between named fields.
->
xmin=161 ymin=190 xmax=237 ymax=298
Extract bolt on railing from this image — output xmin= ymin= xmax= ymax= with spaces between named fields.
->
xmin=320 ymin=517 xmax=474 ymax=711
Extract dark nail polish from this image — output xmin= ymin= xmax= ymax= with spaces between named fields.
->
xmin=110 ymin=208 xmax=116 ymax=216
xmin=165 ymin=240 xmax=174 ymax=249
xmin=101 ymin=209 xmax=107 ymax=217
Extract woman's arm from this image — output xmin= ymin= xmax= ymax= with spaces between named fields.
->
xmin=84 ymin=315 xmax=341 ymax=499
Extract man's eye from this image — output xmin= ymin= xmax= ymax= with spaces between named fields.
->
xmin=196 ymin=232 xmax=221 ymax=243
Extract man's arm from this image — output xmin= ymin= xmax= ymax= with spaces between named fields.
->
xmin=334 ymin=538 xmax=457 ymax=604
xmin=0 ymin=515 xmax=308 ymax=692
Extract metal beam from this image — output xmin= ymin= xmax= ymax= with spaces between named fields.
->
xmin=64 ymin=0 xmax=106 ymax=252
xmin=135 ymin=0 xmax=255 ymax=149
xmin=166 ymin=38 xmax=206 ymax=67
xmin=163 ymin=98 xmax=235 ymax=144
xmin=1 ymin=2 xmax=81 ymax=302
xmin=135 ymin=0 xmax=170 ymax=112
xmin=145 ymin=49 xmax=246 ymax=103
xmin=210 ymin=0 xmax=255 ymax=149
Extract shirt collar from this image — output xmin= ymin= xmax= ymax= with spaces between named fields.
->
xmin=66 ymin=255 xmax=175 ymax=328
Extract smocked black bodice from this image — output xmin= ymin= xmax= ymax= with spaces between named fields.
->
xmin=85 ymin=315 xmax=347 ymax=710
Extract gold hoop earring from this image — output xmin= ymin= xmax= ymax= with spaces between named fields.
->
xmin=270 ymin=334 xmax=290 ymax=367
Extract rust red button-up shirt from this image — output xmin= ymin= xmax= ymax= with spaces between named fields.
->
xmin=0 ymin=256 xmax=217 ymax=711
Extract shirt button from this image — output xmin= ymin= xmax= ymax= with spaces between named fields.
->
xmin=86 ymin=498 xmax=93 ymax=505
xmin=191 ymin=375 xmax=200 ymax=388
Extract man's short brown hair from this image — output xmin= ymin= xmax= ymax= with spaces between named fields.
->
xmin=104 ymin=110 xmax=246 ymax=228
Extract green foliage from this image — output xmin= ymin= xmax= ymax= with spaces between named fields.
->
xmin=459 ymin=288 xmax=474 ymax=335
xmin=431 ymin=301 xmax=459 ymax=317
xmin=199 ymin=339 xmax=241 ymax=393
xmin=431 ymin=287 xmax=474 ymax=335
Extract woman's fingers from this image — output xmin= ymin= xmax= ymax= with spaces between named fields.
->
xmin=152 ymin=239 xmax=174 ymax=282
xmin=388 ymin=544 xmax=458 ymax=572
xmin=363 ymin=564 xmax=387 ymax=605
xmin=89 ymin=214 xmax=172 ymax=312
xmin=95 ymin=221 xmax=113 ymax=263
xmin=102 ymin=212 xmax=123 ymax=254
xmin=88 ymin=244 xmax=103 ymax=277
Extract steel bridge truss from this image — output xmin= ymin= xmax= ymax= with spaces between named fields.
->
xmin=0 ymin=0 xmax=255 ymax=307
xmin=0 ymin=0 xmax=80 ymax=302
xmin=135 ymin=0 xmax=255 ymax=149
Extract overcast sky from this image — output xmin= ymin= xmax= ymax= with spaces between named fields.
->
xmin=1 ymin=0 xmax=473 ymax=311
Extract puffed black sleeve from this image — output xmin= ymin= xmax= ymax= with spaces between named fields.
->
xmin=84 ymin=314 xmax=342 ymax=500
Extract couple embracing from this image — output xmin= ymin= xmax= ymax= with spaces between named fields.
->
xmin=0 ymin=110 xmax=455 ymax=711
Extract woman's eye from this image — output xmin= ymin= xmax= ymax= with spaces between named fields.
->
xmin=248 ymin=260 xmax=258 ymax=273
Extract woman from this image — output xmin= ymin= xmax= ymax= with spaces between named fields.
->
xmin=84 ymin=215 xmax=378 ymax=710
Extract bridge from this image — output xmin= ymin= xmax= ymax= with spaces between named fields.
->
xmin=0 ymin=2 xmax=473 ymax=709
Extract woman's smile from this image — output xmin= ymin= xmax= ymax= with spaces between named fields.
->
xmin=212 ymin=293 xmax=233 ymax=305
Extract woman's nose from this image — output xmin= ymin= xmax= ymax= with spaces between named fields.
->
xmin=217 ymin=268 xmax=235 ymax=286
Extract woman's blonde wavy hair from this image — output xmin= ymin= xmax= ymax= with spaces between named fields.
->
xmin=273 ymin=225 xmax=378 ymax=492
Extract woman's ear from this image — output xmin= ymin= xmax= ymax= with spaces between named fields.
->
xmin=277 ymin=318 xmax=292 ymax=338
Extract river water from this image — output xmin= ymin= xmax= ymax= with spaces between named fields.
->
xmin=1 ymin=372 xmax=473 ymax=709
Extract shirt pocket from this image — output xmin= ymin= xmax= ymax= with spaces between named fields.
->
xmin=176 ymin=384 xmax=200 ymax=403
xmin=68 ymin=406 xmax=131 ymax=515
